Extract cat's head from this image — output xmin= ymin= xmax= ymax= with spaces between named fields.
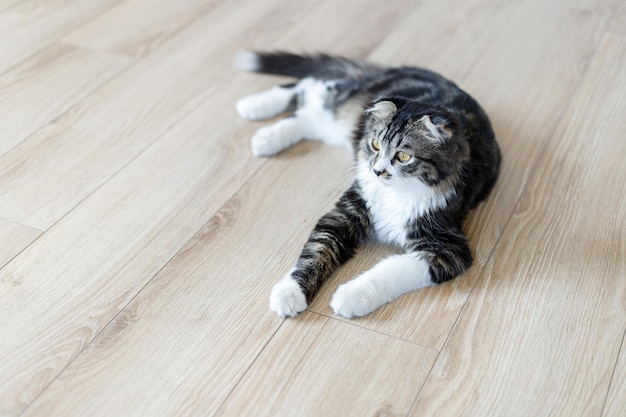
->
xmin=358 ymin=98 xmax=470 ymax=191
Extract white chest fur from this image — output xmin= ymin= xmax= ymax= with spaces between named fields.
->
xmin=356 ymin=161 xmax=448 ymax=247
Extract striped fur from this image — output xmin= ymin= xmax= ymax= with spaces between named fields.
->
xmin=237 ymin=51 xmax=501 ymax=318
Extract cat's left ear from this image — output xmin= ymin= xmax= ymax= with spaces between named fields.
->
xmin=366 ymin=100 xmax=398 ymax=122
xmin=419 ymin=115 xmax=453 ymax=144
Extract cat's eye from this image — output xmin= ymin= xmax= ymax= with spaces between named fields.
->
xmin=371 ymin=138 xmax=381 ymax=151
xmin=397 ymin=151 xmax=411 ymax=162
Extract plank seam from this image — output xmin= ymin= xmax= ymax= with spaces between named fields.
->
xmin=600 ymin=327 xmax=626 ymax=417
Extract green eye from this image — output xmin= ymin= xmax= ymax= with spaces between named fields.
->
xmin=371 ymin=138 xmax=381 ymax=150
xmin=397 ymin=151 xmax=411 ymax=162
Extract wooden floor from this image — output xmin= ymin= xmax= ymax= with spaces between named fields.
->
xmin=0 ymin=0 xmax=624 ymax=416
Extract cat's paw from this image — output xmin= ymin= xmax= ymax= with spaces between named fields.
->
xmin=250 ymin=120 xmax=300 ymax=156
xmin=330 ymin=280 xmax=382 ymax=318
xmin=236 ymin=94 xmax=273 ymax=121
xmin=236 ymin=87 xmax=294 ymax=121
xmin=269 ymin=275 xmax=307 ymax=318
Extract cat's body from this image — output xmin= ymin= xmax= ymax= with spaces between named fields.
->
xmin=236 ymin=51 xmax=501 ymax=318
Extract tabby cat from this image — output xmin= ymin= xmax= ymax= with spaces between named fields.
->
xmin=235 ymin=51 xmax=501 ymax=318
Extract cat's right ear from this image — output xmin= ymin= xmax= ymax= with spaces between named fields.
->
xmin=365 ymin=100 xmax=397 ymax=122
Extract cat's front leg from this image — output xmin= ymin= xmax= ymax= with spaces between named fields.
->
xmin=331 ymin=221 xmax=474 ymax=317
xmin=270 ymin=185 xmax=370 ymax=317
xmin=330 ymin=252 xmax=434 ymax=318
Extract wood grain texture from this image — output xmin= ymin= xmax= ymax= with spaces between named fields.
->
xmin=0 ymin=78 xmax=263 ymax=417
xmin=608 ymin=0 xmax=625 ymax=35
xmin=63 ymin=0 xmax=222 ymax=58
xmin=368 ymin=0 xmax=525 ymax=73
xmin=410 ymin=33 xmax=626 ymax=417
xmin=0 ymin=0 xmax=317 ymax=230
xmin=270 ymin=0 xmax=419 ymax=56
xmin=603 ymin=330 xmax=626 ymax=417
xmin=1 ymin=0 xmax=624 ymax=416
xmin=216 ymin=312 xmax=438 ymax=417
xmin=0 ymin=0 xmax=122 ymax=74
xmin=0 ymin=43 xmax=131 ymax=156
xmin=0 ymin=220 xmax=41 ymax=269
xmin=17 ymin=143 xmax=352 ymax=417
xmin=2 ymin=1 xmax=415 ymax=415
xmin=309 ymin=0 xmax=615 ymax=349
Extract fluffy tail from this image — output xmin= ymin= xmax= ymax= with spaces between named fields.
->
xmin=235 ymin=50 xmax=377 ymax=80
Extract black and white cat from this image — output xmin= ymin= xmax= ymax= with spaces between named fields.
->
xmin=236 ymin=51 xmax=501 ymax=318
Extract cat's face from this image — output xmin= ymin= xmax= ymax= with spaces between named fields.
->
xmin=359 ymin=100 xmax=469 ymax=191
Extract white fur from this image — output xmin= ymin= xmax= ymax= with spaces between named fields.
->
xmin=330 ymin=252 xmax=432 ymax=317
xmin=237 ymin=78 xmax=355 ymax=156
xmin=356 ymin=159 xmax=449 ymax=246
xmin=293 ymin=78 xmax=354 ymax=148
xmin=330 ymin=159 xmax=449 ymax=317
xmin=269 ymin=271 xmax=308 ymax=317
xmin=250 ymin=118 xmax=303 ymax=156
xmin=236 ymin=86 xmax=296 ymax=121
xmin=235 ymin=50 xmax=260 ymax=72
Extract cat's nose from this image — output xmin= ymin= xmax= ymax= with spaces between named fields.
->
xmin=373 ymin=159 xmax=390 ymax=178
xmin=373 ymin=168 xmax=388 ymax=177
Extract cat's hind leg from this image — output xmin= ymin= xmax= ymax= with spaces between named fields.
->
xmin=250 ymin=116 xmax=305 ymax=156
xmin=236 ymin=84 xmax=297 ymax=121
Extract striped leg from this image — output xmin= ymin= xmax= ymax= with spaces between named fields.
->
xmin=270 ymin=184 xmax=370 ymax=317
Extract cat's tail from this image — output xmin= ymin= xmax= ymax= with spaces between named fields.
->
xmin=235 ymin=50 xmax=378 ymax=80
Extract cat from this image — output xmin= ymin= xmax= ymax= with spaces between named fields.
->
xmin=235 ymin=51 xmax=501 ymax=318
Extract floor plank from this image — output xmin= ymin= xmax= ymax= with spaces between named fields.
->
xmin=216 ymin=313 xmax=438 ymax=417
xmin=603 ymin=330 xmax=626 ymax=417
xmin=0 ymin=0 xmax=318 ymax=231
xmin=368 ymin=0 xmax=525 ymax=74
xmin=410 ymin=32 xmax=626 ymax=417
xmin=609 ymin=0 xmax=625 ymax=35
xmin=0 ymin=0 xmax=22 ymax=12
xmin=0 ymin=0 xmax=122 ymax=74
xmin=1 ymin=0 xmax=623 ymax=416
xmin=0 ymin=78 xmax=265 ymax=417
xmin=2 ymin=1 xmax=414 ymax=414
xmin=269 ymin=0 xmax=419 ymax=56
xmin=309 ymin=0 xmax=614 ymax=349
xmin=16 ymin=143 xmax=351 ymax=417
xmin=63 ymin=0 xmax=222 ymax=58
xmin=0 ymin=43 xmax=131 ymax=156
xmin=0 ymin=219 xmax=41 ymax=269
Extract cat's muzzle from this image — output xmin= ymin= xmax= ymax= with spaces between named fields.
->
xmin=373 ymin=168 xmax=391 ymax=179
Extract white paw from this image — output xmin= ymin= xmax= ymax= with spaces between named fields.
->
xmin=236 ymin=95 xmax=272 ymax=120
xmin=270 ymin=275 xmax=307 ymax=318
xmin=250 ymin=121 xmax=299 ymax=156
xmin=236 ymin=87 xmax=295 ymax=121
xmin=330 ymin=280 xmax=382 ymax=318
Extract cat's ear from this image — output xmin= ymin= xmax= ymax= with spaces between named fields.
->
xmin=366 ymin=100 xmax=398 ymax=121
xmin=418 ymin=115 xmax=453 ymax=144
